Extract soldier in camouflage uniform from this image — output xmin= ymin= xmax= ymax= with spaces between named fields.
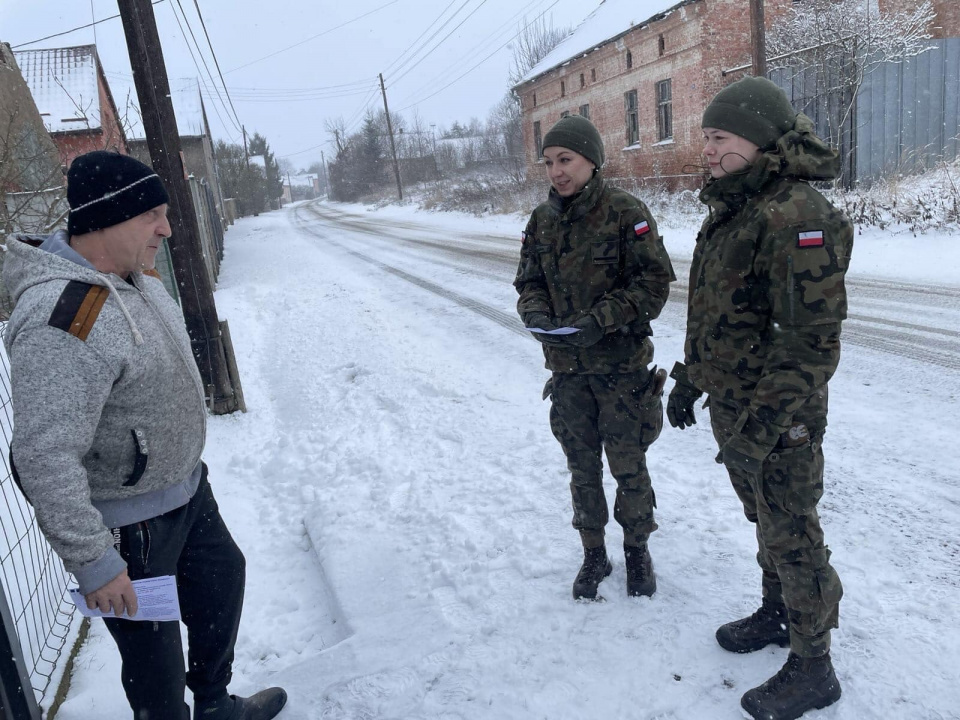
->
xmin=514 ymin=116 xmax=675 ymax=601
xmin=666 ymin=77 xmax=852 ymax=720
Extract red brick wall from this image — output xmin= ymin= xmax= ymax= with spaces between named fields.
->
xmin=517 ymin=0 xmax=799 ymax=191
xmin=880 ymin=0 xmax=959 ymax=39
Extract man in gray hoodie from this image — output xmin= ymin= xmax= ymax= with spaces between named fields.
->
xmin=3 ymin=151 xmax=286 ymax=720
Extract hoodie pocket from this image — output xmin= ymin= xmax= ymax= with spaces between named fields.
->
xmin=123 ymin=428 xmax=149 ymax=487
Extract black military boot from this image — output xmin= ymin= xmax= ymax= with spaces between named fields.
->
xmin=572 ymin=546 xmax=612 ymax=600
xmin=195 ymin=687 xmax=287 ymax=720
xmin=624 ymin=544 xmax=656 ymax=597
xmin=715 ymin=597 xmax=790 ymax=653
xmin=741 ymin=652 xmax=841 ymax=720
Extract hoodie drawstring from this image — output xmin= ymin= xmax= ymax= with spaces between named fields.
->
xmin=96 ymin=273 xmax=144 ymax=346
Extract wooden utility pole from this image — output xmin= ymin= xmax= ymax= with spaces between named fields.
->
xmin=117 ymin=0 xmax=243 ymax=415
xmin=242 ymin=125 xmax=250 ymax=168
xmin=320 ymin=150 xmax=329 ymax=196
xmin=750 ymin=0 xmax=767 ymax=77
xmin=378 ymin=73 xmax=403 ymax=200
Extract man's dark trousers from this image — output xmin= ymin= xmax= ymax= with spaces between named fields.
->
xmin=104 ymin=465 xmax=246 ymax=718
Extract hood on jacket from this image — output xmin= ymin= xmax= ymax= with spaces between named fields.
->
xmin=699 ymin=113 xmax=840 ymax=214
xmin=5 ymin=230 xmax=108 ymax=305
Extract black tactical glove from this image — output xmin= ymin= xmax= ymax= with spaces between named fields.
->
xmin=524 ymin=312 xmax=566 ymax=346
xmin=666 ymin=382 xmax=700 ymax=429
xmin=563 ymin=315 xmax=605 ymax=348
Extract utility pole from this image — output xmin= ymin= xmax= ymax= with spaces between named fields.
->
xmin=378 ymin=72 xmax=403 ymax=201
xmin=750 ymin=0 xmax=767 ymax=77
xmin=242 ymin=125 xmax=250 ymax=168
xmin=117 ymin=0 xmax=243 ymax=415
xmin=320 ymin=150 xmax=329 ymax=196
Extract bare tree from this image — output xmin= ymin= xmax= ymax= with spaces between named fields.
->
xmin=768 ymin=0 xmax=935 ymax=147
xmin=509 ymin=15 xmax=570 ymax=85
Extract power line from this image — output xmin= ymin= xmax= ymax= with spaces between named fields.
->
xmin=388 ymin=0 xmax=493 ymax=86
xmin=171 ymin=0 xmax=242 ymax=131
xmin=166 ymin=0 xmax=239 ymax=134
xmin=227 ymin=0 xmax=400 ymax=74
xmin=189 ymin=0 xmax=242 ymax=131
xmin=395 ymin=0 xmax=552 ymax=107
xmin=11 ymin=0 xmax=167 ymax=49
xmin=383 ymin=0 xmax=473 ymax=80
xmin=396 ymin=0 xmax=561 ymax=113
xmin=379 ymin=0 xmax=461 ymax=77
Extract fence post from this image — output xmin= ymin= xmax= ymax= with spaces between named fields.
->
xmin=0 ymin=581 xmax=41 ymax=720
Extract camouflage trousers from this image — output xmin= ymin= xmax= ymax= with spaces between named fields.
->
xmin=709 ymin=397 xmax=843 ymax=658
xmin=547 ymin=369 xmax=663 ymax=550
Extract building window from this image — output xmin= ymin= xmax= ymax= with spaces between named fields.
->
xmin=626 ymin=50 xmax=633 ymax=69
xmin=561 ymin=80 xmax=566 ymax=97
xmin=560 ymin=111 xmax=570 ymax=118
xmin=533 ymin=92 xmax=537 ymax=108
xmin=534 ymin=121 xmax=543 ymax=159
xmin=579 ymin=104 xmax=590 ymax=120
xmin=625 ymin=90 xmax=639 ymax=145
xmin=580 ymin=73 xmax=585 ymax=88
xmin=658 ymin=34 xmax=665 ymax=56
xmin=591 ymin=68 xmax=597 ymax=81
xmin=656 ymin=79 xmax=673 ymax=141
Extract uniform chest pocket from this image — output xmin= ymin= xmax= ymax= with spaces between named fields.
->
xmin=591 ymin=239 xmax=620 ymax=265
xmin=720 ymin=233 xmax=759 ymax=274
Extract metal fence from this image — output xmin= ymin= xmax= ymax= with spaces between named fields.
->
xmin=0 ymin=326 xmax=76 ymax=719
xmin=770 ymin=39 xmax=960 ymax=188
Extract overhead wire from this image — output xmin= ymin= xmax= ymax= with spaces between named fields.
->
xmin=164 ymin=1 xmax=237 ymax=135
xmin=189 ymin=0 xmax=243 ymax=130
xmin=386 ymin=0 xmax=493 ymax=86
xmin=394 ymin=0 xmax=553 ymax=106
xmin=10 ymin=0 xmax=167 ymax=49
xmin=226 ymin=0 xmax=400 ymax=74
xmin=396 ymin=0 xmax=562 ymax=113
xmin=383 ymin=0 xmax=474 ymax=80
xmin=378 ymin=0 xmax=461 ymax=77
xmin=171 ymin=0 xmax=242 ymax=132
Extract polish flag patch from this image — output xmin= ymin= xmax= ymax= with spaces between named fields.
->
xmin=634 ymin=221 xmax=650 ymax=236
xmin=797 ymin=230 xmax=824 ymax=248
xmin=521 ymin=231 xmax=528 ymax=243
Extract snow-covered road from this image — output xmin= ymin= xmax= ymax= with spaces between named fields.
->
xmin=55 ymin=201 xmax=960 ymax=720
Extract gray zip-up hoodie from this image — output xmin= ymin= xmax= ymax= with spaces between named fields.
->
xmin=3 ymin=231 xmax=207 ymax=594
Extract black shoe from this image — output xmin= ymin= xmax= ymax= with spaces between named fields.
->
xmin=716 ymin=598 xmax=790 ymax=653
xmin=196 ymin=688 xmax=288 ymax=720
xmin=572 ymin=546 xmax=612 ymax=600
xmin=741 ymin=652 xmax=841 ymax=720
xmin=624 ymin=544 xmax=656 ymax=597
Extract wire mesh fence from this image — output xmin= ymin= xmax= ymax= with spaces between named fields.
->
xmin=0 ymin=323 xmax=76 ymax=711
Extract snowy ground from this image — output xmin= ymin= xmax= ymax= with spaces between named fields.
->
xmin=53 ymin=200 xmax=960 ymax=720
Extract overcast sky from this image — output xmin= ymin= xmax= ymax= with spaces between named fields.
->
xmin=1 ymin=0 xmax=597 ymax=168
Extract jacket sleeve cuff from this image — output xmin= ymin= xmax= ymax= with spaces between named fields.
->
xmin=72 ymin=548 xmax=127 ymax=596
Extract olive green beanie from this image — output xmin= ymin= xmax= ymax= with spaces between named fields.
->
xmin=542 ymin=115 xmax=604 ymax=168
xmin=702 ymin=76 xmax=797 ymax=150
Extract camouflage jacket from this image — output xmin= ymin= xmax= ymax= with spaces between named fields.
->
xmin=514 ymin=171 xmax=675 ymax=374
xmin=674 ymin=114 xmax=854 ymax=461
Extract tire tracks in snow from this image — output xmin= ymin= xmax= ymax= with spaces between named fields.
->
xmin=294 ymin=201 xmax=960 ymax=371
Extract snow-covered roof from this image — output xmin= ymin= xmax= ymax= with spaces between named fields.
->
xmin=121 ymin=83 xmax=208 ymax=140
xmin=518 ymin=0 xmax=698 ymax=86
xmin=14 ymin=45 xmax=106 ymax=133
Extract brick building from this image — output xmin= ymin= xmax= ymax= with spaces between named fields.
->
xmin=14 ymin=45 xmax=127 ymax=167
xmin=513 ymin=0 xmax=956 ymax=189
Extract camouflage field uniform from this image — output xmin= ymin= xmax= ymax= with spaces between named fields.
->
xmin=515 ymin=170 xmax=675 ymax=549
xmin=674 ymin=114 xmax=853 ymax=658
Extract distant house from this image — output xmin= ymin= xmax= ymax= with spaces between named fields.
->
xmin=14 ymin=44 xmax=127 ymax=167
xmin=513 ymin=0 xmax=958 ymax=190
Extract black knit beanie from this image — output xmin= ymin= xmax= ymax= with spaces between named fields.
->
xmin=702 ymin=76 xmax=797 ymax=150
xmin=67 ymin=151 xmax=170 ymax=236
xmin=542 ymin=115 xmax=605 ymax=168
